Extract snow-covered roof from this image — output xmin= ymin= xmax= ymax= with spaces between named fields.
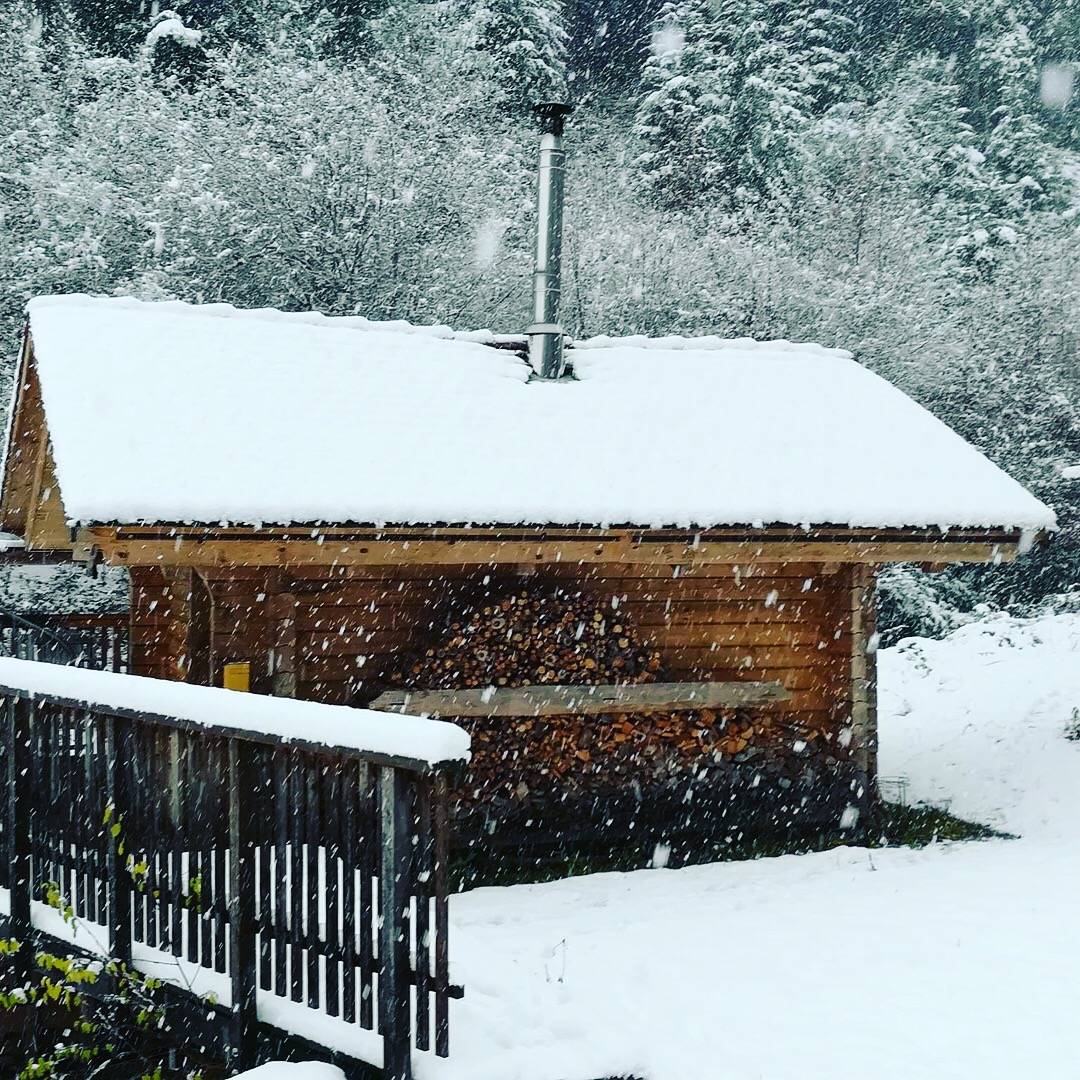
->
xmin=22 ymin=294 xmax=1055 ymax=533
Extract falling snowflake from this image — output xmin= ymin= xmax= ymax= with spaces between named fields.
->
xmin=650 ymin=24 xmax=685 ymax=63
xmin=473 ymin=217 xmax=507 ymax=271
xmin=1040 ymin=64 xmax=1075 ymax=109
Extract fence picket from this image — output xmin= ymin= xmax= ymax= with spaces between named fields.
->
xmin=6 ymin=697 xmax=31 ymax=929
xmin=104 ymin=714 xmax=132 ymax=963
xmin=434 ymin=771 xmax=451 ymax=1058
xmin=380 ymin=766 xmax=413 ymax=1080
xmin=414 ymin=778 xmax=432 ymax=1052
xmin=228 ymin=739 xmax=258 ymax=1066
xmin=305 ymin=754 xmax=320 ymax=1011
xmin=359 ymin=761 xmax=376 ymax=1031
xmin=323 ymin=762 xmax=341 ymax=1018
xmin=273 ymin=747 xmax=289 ymax=998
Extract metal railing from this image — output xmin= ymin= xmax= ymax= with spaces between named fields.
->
xmin=0 ymin=681 xmax=459 ymax=1079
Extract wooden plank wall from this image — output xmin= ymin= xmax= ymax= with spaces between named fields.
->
xmin=129 ymin=567 xmax=190 ymax=682
xmin=127 ymin=561 xmax=874 ymax=762
xmin=1 ymin=335 xmax=40 ymax=536
xmin=204 ymin=567 xmax=272 ymax=690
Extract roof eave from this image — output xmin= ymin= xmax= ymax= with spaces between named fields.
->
xmin=80 ymin=522 xmax=1044 ymax=570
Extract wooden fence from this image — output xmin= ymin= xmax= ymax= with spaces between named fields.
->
xmin=0 ymin=609 xmax=127 ymax=672
xmin=0 ymin=680 xmax=460 ymax=1080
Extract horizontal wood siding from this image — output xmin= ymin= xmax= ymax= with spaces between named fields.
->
xmin=129 ymin=567 xmax=188 ymax=681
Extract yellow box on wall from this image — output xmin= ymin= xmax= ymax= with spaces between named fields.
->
xmin=222 ymin=661 xmax=251 ymax=692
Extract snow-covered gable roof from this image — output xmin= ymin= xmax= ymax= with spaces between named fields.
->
xmin=22 ymin=294 xmax=1055 ymax=533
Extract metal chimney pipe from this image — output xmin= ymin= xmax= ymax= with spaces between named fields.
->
xmin=527 ymin=102 xmax=572 ymax=380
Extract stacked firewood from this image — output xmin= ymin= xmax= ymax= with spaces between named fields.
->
xmin=395 ymin=588 xmax=663 ymax=690
xmin=387 ymin=585 xmax=838 ymax=829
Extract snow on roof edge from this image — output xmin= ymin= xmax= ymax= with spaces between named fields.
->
xmin=70 ymin=516 xmax=1053 ymax=536
xmin=26 ymin=294 xmax=502 ymax=345
xmin=27 ymin=296 xmax=851 ymax=358
xmin=572 ymin=331 xmax=853 ymax=360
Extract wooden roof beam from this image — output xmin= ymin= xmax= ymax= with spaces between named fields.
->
xmin=84 ymin=527 xmax=1028 ymax=569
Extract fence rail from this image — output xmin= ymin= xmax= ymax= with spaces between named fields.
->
xmin=0 ymin=678 xmax=460 ymax=1079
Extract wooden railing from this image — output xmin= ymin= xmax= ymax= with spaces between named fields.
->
xmin=0 ymin=609 xmax=127 ymax=672
xmin=0 ymin=666 xmax=464 ymax=1080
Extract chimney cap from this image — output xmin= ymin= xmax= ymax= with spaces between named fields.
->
xmin=534 ymin=102 xmax=573 ymax=136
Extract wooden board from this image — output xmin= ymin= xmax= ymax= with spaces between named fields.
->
xmin=1 ymin=335 xmax=41 ymax=536
xmin=86 ymin=525 xmax=1029 ymax=569
xmin=88 ymin=535 xmax=1024 ymax=568
xmin=370 ymin=680 xmax=791 ymax=718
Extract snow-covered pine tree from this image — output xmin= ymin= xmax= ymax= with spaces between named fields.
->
xmin=635 ymin=0 xmax=810 ymax=212
xmin=316 ymin=0 xmax=393 ymax=56
xmin=564 ymin=0 xmax=665 ymax=90
xmin=785 ymin=0 xmax=859 ymax=114
xmin=473 ymin=0 xmax=568 ymax=112
xmin=633 ymin=0 xmax=738 ymax=208
xmin=974 ymin=13 xmax=1063 ymax=220
xmin=731 ymin=2 xmax=810 ymax=208
xmin=56 ymin=0 xmax=143 ymax=54
xmin=877 ymin=56 xmax=1008 ymax=281
xmin=1032 ymin=0 xmax=1080 ymax=148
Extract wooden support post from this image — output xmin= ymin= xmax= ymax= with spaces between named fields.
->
xmin=270 ymin=591 xmax=299 ymax=699
xmin=104 ymin=715 xmax=132 ymax=963
xmin=379 ymin=767 xmax=413 ymax=1080
xmin=228 ymin=739 xmax=259 ymax=1067
xmin=185 ymin=570 xmax=213 ymax=686
xmin=849 ymin=564 xmax=880 ymax=797
xmin=5 ymin=696 xmax=32 ymax=931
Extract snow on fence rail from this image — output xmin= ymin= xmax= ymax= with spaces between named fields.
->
xmin=0 ymin=658 xmax=471 ymax=767
xmin=0 ymin=658 xmax=468 ymax=1079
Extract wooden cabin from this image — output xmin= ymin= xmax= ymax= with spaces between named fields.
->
xmin=0 ymin=295 xmax=1056 ymax=849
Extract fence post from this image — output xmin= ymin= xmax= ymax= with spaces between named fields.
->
xmin=228 ymin=738 xmax=259 ymax=1067
xmin=104 ymin=715 xmax=132 ymax=963
xmin=379 ymin=767 xmax=413 ymax=1080
xmin=6 ymin=696 xmax=32 ymax=930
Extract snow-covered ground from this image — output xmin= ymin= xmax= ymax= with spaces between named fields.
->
xmin=436 ymin=612 xmax=1080 ymax=1080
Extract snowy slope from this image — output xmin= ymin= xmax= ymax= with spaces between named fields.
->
xmin=424 ymin=613 xmax=1080 ymax=1080
xmin=25 ymin=295 xmax=1054 ymax=532
xmin=879 ymin=612 xmax=1080 ymax=839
